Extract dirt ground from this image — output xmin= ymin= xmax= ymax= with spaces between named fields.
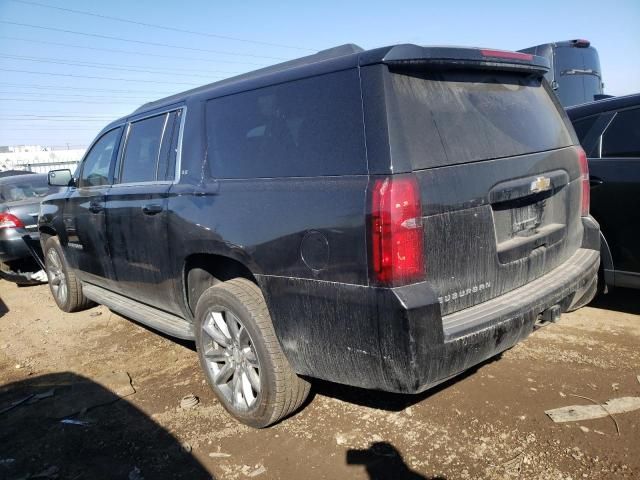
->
xmin=0 ymin=280 xmax=638 ymax=480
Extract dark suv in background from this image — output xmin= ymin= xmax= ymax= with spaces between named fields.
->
xmin=519 ymin=39 xmax=604 ymax=107
xmin=567 ymin=93 xmax=640 ymax=290
xmin=40 ymin=44 xmax=600 ymax=427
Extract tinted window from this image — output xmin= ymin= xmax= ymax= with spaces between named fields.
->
xmin=206 ymin=70 xmax=366 ymax=178
xmin=0 ymin=176 xmax=49 ymax=202
xmin=572 ymin=115 xmax=600 ymax=143
xmin=387 ymin=71 xmax=573 ymax=169
xmin=602 ymin=108 xmax=640 ymax=158
xmin=79 ymin=127 xmax=122 ymax=187
xmin=119 ymin=114 xmax=166 ymax=183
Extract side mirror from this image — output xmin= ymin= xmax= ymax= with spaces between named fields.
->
xmin=48 ymin=169 xmax=74 ymax=187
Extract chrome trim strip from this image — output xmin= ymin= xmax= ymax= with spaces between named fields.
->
xmin=156 ymin=112 xmax=170 ymax=180
xmin=114 ymin=105 xmax=187 ymax=186
xmin=598 ymin=111 xmax=617 ymax=158
xmin=175 ymin=106 xmax=187 ymax=183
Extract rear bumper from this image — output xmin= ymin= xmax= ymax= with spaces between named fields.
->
xmin=0 ymin=229 xmax=38 ymax=264
xmin=259 ymin=218 xmax=600 ymax=394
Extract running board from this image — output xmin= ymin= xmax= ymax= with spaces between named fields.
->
xmin=82 ymin=283 xmax=195 ymax=340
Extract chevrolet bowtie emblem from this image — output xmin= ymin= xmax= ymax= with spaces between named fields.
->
xmin=530 ymin=176 xmax=551 ymax=193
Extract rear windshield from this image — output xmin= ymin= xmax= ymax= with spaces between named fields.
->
xmin=386 ymin=70 xmax=574 ymax=169
xmin=0 ymin=176 xmax=50 ymax=203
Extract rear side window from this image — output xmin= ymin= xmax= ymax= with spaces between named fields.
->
xmin=119 ymin=114 xmax=166 ymax=183
xmin=386 ymin=71 xmax=574 ymax=169
xmin=602 ymin=108 xmax=640 ymax=158
xmin=205 ymin=69 xmax=366 ymax=178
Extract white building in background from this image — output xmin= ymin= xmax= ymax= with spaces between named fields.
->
xmin=0 ymin=146 xmax=85 ymax=174
xmin=0 ymin=145 xmax=46 ymax=153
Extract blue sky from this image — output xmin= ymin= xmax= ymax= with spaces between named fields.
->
xmin=0 ymin=0 xmax=638 ymax=148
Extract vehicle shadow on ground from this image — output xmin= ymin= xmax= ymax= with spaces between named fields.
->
xmin=0 ymin=297 xmax=7 ymax=318
xmin=0 ymin=372 xmax=211 ymax=480
xmin=309 ymin=354 xmax=501 ymax=412
xmin=121 ymin=309 xmax=497 ymax=415
xmin=347 ymin=442 xmax=446 ymax=479
xmin=589 ymin=287 xmax=640 ymax=315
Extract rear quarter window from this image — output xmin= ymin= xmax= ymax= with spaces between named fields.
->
xmin=386 ymin=70 xmax=574 ymax=169
xmin=205 ymin=69 xmax=366 ymax=178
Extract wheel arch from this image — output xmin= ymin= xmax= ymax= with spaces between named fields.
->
xmin=38 ymin=225 xmax=57 ymax=242
xmin=183 ymin=253 xmax=260 ymax=316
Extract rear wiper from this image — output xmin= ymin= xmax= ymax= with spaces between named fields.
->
xmin=561 ymin=68 xmax=601 ymax=78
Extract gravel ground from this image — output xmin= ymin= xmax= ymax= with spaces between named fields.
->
xmin=0 ymin=280 xmax=638 ymax=479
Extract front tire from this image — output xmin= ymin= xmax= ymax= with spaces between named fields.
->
xmin=195 ymin=278 xmax=310 ymax=428
xmin=43 ymin=237 xmax=93 ymax=312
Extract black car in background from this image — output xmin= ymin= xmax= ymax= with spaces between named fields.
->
xmin=0 ymin=170 xmax=35 ymax=179
xmin=519 ymin=39 xmax=604 ymax=107
xmin=0 ymin=173 xmax=52 ymax=284
xmin=567 ymin=93 xmax=640 ymax=290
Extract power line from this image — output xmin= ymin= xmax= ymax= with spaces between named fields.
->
xmin=2 ymin=120 xmax=114 ymax=123
xmin=0 ymin=98 xmax=144 ymax=105
xmin=0 ymin=68 xmax=201 ymax=86
xmin=2 ymin=128 xmax=98 ymax=131
xmin=0 ymin=81 xmax=173 ymax=95
xmin=0 ymin=53 xmax=240 ymax=78
xmin=5 ymin=114 xmax=123 ymax=118
xmin=4 ymin=120 xmax=117 ymax=123
xmin=0 ymin=36 xmax=269 ymax=66
xmin=1 ymin=116 xmax=125 ymax=123
xmin=0 ymin=20 xmax=289 ymax=60
xmin=9 ymin=0 xmax=316 ymax=52
xmin=2 ymin=116 xmax=122 ymax=120
xmin=0 ymin=91 xmax=150 ymax=100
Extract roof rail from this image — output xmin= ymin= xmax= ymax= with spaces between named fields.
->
xmin=132 ymin=43 xmax=363 ymax=114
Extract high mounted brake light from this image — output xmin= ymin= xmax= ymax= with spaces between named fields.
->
xmin=0 ymin=212 xmax=24 ymax=229
xmin=577 ymin=146 xmax=590 ymax=217
xmin=370 ymin=175 xmax=424 ymax=286
xmin=480 ymin=49 xmax=533 ymax=61
xmin=571 ymin=39 xmax=590 ymax=48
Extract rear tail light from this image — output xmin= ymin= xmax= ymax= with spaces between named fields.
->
xmin=577 ymin=146 xmax=590 ymax=216
xmin=370 ymin=174 xmax=425 ymax=286
xmin=0 ymin=212 xmax=25 ymax=229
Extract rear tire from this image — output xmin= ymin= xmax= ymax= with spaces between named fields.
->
xmin=194 ymin=278 xmax=310 ymax=428
xmin=43 ymin=236 xmax=94 ymax=312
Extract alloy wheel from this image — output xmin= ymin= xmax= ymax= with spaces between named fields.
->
xmin=46 ymin=248 xmax=67 ymax=305
xmin=201 ymin=309 xmax=261 ymax=411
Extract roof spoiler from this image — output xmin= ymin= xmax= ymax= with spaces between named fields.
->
xmin=361 ymin=45 xmax=550 ymax=75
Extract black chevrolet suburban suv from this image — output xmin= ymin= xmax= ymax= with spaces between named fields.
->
xmin=40 ymin=44 xmax=600 ymax=427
